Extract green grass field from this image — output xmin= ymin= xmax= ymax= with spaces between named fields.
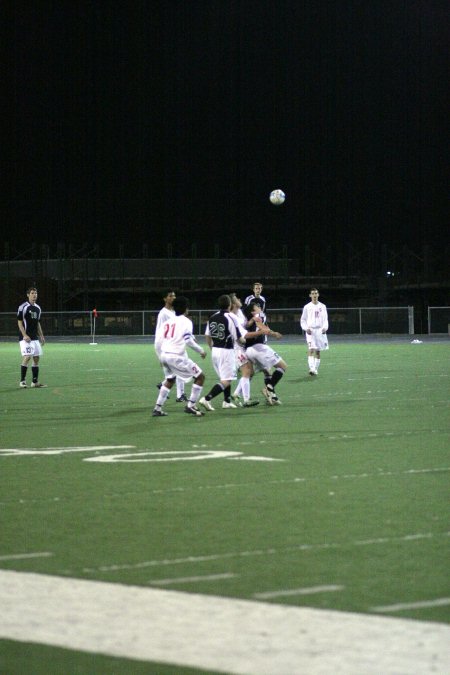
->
xmin=0 ymin=338 xmax=449 ymax=673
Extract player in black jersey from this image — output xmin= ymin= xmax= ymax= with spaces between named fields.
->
xmin=244 ymin=301 xmax=286 ymax=405
xmin=199 ymin=295 xmax=239 ymax=410
xmin=17 ymin=287 xmax=46 ymax=388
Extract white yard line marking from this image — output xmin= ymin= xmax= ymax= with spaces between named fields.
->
xmin=228 ymin=455 xmax=284 ymax=462
xmin=1 ymin=571 xmax=448 ymax=675
xmin=372 ymin=598 xmax=450 ymax=612
xmin=80 ymin=532 xmax=448 ymax=574
xmin=254 ymin=585 xmax=344 ymax=599
xmin=0 ymin=552 xmax=53 ymax=561
xmin=0 ymin=445 xmax=134 ymax=456
xmin=2 ymin=468 xmax=448 ymax=506
xmin=149 ymin=573 xmax=237 ymax=586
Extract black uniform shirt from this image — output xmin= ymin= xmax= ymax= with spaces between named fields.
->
xmin=17 ymin=302 xmax=41 ymax=340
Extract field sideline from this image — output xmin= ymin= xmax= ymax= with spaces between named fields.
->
xmin=0 ymin=338 xmax=449 ymax=673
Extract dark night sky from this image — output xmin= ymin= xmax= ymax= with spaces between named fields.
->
xmin=4 ymin=1 xmax=449 ymax=257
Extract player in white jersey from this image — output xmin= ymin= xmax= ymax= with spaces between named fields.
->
xmin=154 ymin=290 xmax=186 ymax=401
xmin=300 ymin=288 xmax=329 ymax=376
xmin=152 ymin=296 xmax=207 ymax=417
xmin=228 ymin=293 xmax=260 ymax=407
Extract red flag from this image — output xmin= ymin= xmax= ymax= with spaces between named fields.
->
xmin=93 ymin=308 xmax=98 ymax=318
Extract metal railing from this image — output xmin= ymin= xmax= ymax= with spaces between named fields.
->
xmin=1 ymin=306 xmax=418 ymax=337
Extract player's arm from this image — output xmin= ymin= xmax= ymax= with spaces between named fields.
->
xmin=322 ymin=307 xmax=329 ymax=333
xmin=300 ymin=307 xmax=311 ymax=334
xmin=184 ymin=333 xmax=207 ymax=359
xmin=37 ymin=321 xmax=45 ymax=344
xmin=18 ymin=319 xmax=30 ymax=342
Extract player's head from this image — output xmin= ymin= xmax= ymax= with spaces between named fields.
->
xmin=229 ymin=292 xmax=241 ymax=309
xmin=244 ymin=301 xmax=261 ymax=320
xmin=253 ymin=282 xmax=263 ymax=295
xmin=309 ymin=288 xmax=319 ymax=301
xmin=173 ymin=296 xmax=189 ymax=316
xmin=218 ymin=294 xmax=231 ymax=310
xmin=163 ymin=290 xmax=176 ymax=307
xmin=27 ymin=286 xmax=38 ymax=301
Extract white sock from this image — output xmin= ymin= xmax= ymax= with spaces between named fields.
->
xmin=156 ymin=385 xmax=171 ymax=407
xmin=233 ymin=379 xmax=242 ymax=397
xmin=176 ymin=378 xmax=185 ymax=398
xmin=308 ymin=356 xmax=315 ymax=371
xmin=315 ymin=358 xmax=321 ymax=372
xmin=189 ymin=383 xmax=203 ymax=406
xmin=241 ymin=377 xmax=250 ymax=401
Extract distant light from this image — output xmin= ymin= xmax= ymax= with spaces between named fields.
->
xmin=386 ymin=271 xmax=395 ymax=277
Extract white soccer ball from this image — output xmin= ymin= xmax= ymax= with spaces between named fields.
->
xmin=269 ymin=189 xmax=285 ymax=205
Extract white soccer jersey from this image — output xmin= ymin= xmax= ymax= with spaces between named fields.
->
xmin=232 ymin=308 xmax=247 ymax=332
xmin=160 ymin=314 xmax=203 ymax=356
xmin=154 ymin=306 xmax=175 ymax=356
xmin=300 ymin=301 xmax=329 ymax=332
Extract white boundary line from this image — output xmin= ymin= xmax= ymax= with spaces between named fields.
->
xmin=254 ymin=585 xmax=344 ymax=599
xmin=372 ymin=598 xmax=450 ymax=612
xmin=1 ymin=570 xmax=448 ymax=675
xmin=0 ymin=552 xmax=53 ymax=561
xmin=149 ymin=573 xmax=237 ymax=586
xmin=79 ymin=531 xmax=448 ymax=574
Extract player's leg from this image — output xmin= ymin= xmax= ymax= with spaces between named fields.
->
xmin=185 ymin=372 xmax=205 ymax=416
xmin=20 ymin=353 xmax=31 ymax=387
xmin=176 ymin=376 xmax=187 ymax=402
xmin=31 ymin=355 xmax=40 ymax=387
xmin=265 ymin=358 xmax=287 ymax=404
xmin=152 ymin=375 xmax=174 ymax=416
xmin=314 ymin=350 xmax=321 ymax=374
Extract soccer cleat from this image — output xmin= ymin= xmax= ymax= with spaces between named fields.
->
xmin=199 ymin=397 xmax=215 ymax=411
xmin=271 ymin=394 xmax=282 ymax=405
xmin=261 ymin=387 xmax=274 ymax=405
xmin=156 ymin=382 xmax=162 ymax=389
xmin=184 ymin=405 xmax=204 ymax=417
xmin=19 ymin=381 xmax=27 ymax=388
xmin=31 ymin=382 xmax=47 ymax=388
xmin=231 ymin=394 xmax=243 ymax=407
xmin=222 ymin=401 xmax=237 ymax=409
xmin=152 ymin=409 xmax=168 ymax=417
xmin=176 ymin=393 xmax=188 ymax=402
xmin=309 ymin=370 xmax=317 ymax=376
xmin=243 ymin=400 xmax=260 ymax=407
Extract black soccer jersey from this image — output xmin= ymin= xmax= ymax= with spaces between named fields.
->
xmin=244 ymin=293 xmax=266 ymax=313
xmin=17 ymin=302 xmax=41 ymax=340
xmin=206 ymin=310 xmax=236 ymax=349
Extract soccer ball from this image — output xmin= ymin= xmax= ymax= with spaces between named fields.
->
xmin=269 ymin=189 xmax=285 ymax=205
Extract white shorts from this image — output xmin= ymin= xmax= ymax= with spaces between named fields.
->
xmin=306 ymin=329 xmax=329 ymax=351
xmin=246 ymin=343 xmax=283 ymax=371
xmin=234 ymin=344 xmax=249 ymax=368
xmin=161 ymin=352 xmax=203 ymax=382
xmin=19 ymin=339 xmax=42 ymax=357
xmin=211 ymin=347 xmax=237 ymax=381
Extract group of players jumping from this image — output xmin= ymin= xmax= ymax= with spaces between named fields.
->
xmin=152 ymin=283 xmax=328 ymax=417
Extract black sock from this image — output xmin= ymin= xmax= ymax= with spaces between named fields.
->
xmin=270 ymin=368 xmax=284 ymax=388
xmin=21 ymin=365 xmax=28 ymax=381
xmin=223 ymin=385 xmax=231 ymax=402
xmin=32 ymin=366 xmax=39 ymax=383
xmin=206 ymin=383 xmax=224 ymax=400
